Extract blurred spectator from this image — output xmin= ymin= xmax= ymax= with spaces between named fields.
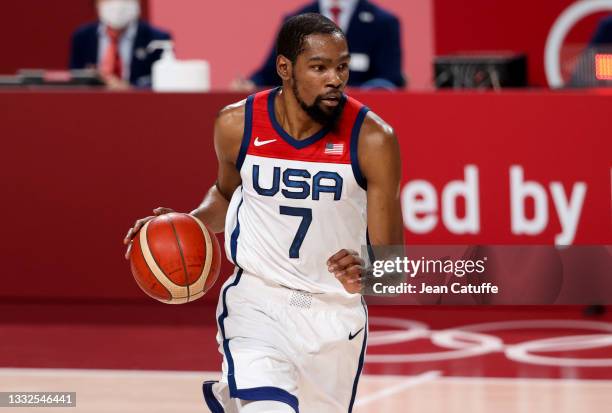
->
xmin=590 ymin=14 xmax=612 ymax=46
xmin=569 ymin=14 xmax=612 ymax=87
xmin=234 ymin=0 xmax=405 ymax=91
xmin=69 ymin=0 xmax=171 ymax=89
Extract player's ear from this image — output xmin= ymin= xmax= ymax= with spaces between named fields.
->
xmin=276 ymin=55 xmax=292 ymax=82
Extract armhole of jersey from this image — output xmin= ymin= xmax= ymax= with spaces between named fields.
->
xmin=235 ymin=94 xmax=255 ymax=172
xmin=366 ymin=228 xmax=375 ymax=263
xmin=350 ymin=106 xmax=370 ymax=191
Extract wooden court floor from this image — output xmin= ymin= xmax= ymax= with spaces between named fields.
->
xmin=1 ymin=368 xmax=610 ymax=413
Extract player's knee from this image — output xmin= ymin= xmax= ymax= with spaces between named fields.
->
xmin=239 ymin=399 xmax=294 ymax=413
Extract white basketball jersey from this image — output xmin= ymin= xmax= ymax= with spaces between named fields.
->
xmin=224 ymin=87 xmax=369 ymax=297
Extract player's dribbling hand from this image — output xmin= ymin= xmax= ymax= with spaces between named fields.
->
xmin=123 ymin=207 xmax=175 ymax=260
xmin=327 ymin=249 xmax=365 ymax=294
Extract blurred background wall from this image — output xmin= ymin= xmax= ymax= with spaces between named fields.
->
xmin=433 ymin=0 xmax=612 ymax=86
xmin=0 ymin=0 xmax=609 ymax=88
xmin=148 ymin=0 xmax=610 ymax=88
xmin=148 ymin=0 xmax=433 ymax=89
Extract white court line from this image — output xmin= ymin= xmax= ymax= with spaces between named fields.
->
xmin=437 ymin=376 xmax=612 ymax=385
xmin=355 ymin=370 xmax=441 ymax=407
xmin=1 ymin=367 xmax=612 ymax=385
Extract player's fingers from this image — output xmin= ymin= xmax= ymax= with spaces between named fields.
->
xmin=335 ymin=273 xmax=354 ymax=285
xmin=335 ymin=264 xmax=363 ymax=277
xmin=123 ymin=227 xmax=134 ymax=244
xmin=338 ymin=273 xmax=362 ymax=291
xmin=132 ymin=216 xmax=154 ymax=235
xmin=335 ymin=266 xmax=362 ymax=282
xmin=334 ymin=269 xmax=362 ymax=293
xmin=345 ymin=264 xmax=364 ymax=277
xmin=327 ymin=250 xmax=351 ymax=271
xmin=124 ymin=242 xmax=133 ymax=260
xmin=153 ymin=207 xmax=173 ymax=216
xmin=335 ymin=254 xmax=364 ymax=270
xmin=327 ymin=249 xmax=350 ymax=265
xmin=336 ymin=275 xmax=362 ymax=288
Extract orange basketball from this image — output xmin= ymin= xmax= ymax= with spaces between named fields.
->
xmin=129 ymin=212 xmax=221 ymax=304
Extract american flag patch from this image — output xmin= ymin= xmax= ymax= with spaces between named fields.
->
xmin=324 ymin=142 xmax=344 ymax=155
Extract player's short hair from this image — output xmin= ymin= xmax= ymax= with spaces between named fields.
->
xmin=276 ymin=13 xmax=345 ymax=64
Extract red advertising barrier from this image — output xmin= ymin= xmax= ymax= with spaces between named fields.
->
xmin=1 ymin=91 xmax=610 ymax=302
xmin=351 ymin=90 xmax=612 ymax=246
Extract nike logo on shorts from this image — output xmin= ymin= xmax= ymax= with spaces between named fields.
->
xmin=254 ymin=137 xmax=277 ymax=147
xmin=349 ymin=327 xmax=364 ymax=340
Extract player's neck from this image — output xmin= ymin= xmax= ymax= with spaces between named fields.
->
xmin=275 ymin=88 xmax=325 ymax=140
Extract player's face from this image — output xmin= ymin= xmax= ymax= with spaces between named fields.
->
xmin=291 ymin=33 xmax=350 ymax=126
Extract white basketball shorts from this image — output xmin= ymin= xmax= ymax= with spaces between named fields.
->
xmin=202 ymin=268 xmax=368 ymax=413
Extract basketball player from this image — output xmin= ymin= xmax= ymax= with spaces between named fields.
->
xmin=124 ymin=13 xmax=403 ymax=413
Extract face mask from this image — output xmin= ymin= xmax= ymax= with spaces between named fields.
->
xmin=98 ymin=0 xmax=140 ymax=30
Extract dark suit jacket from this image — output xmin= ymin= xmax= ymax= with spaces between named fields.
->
xmin=250 ymin=0 xmax=405 ymax=88
xmin=69 ymin=20 xmax=171 ymax=87
xmin=590 ymin=15 xmax=612 ymax=46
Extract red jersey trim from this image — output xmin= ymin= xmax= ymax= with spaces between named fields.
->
xmin=245 ymin=87 xmax=365 ymax=165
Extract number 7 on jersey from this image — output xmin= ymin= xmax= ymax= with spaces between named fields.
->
xmin=279 ymin=206 xmax=312 ymax=258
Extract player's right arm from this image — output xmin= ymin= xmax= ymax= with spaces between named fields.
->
xmin=189 ymin=101 xmax=245 ymax=231
xmin=123 ymin=100 xmax=246 ymax=259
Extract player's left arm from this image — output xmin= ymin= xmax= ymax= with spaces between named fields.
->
xmin=359 ymin=112 xmax=404 ymax=246
xmin=328 ymin=112 xmax=404 ymax=293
